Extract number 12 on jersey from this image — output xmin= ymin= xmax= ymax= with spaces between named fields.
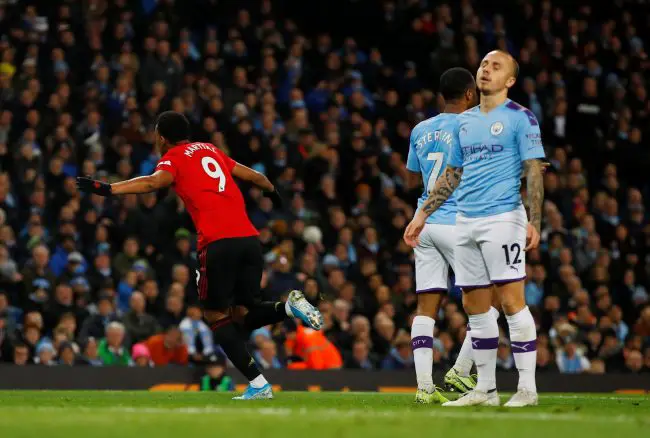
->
xmin=502 ymin=243 xmax=522 ymax=265
xmin=426 ymin=152 xmax=444 ymax=194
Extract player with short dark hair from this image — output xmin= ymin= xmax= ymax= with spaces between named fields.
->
xmin=77 ymin=110 xmax=323 ymax=400
xmin=406 ymin=67 xmax=500 ymax=404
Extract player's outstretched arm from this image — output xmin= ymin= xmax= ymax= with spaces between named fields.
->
xmin=231 ymin=162 xmax=284 ymax=206
xmin=231 ymin=162 xmax=274 ymax=192
xmin=403 ymin=165 xmax=463 ymax=247
xmin=523 ymin=159 xmax=544 ymax=250
xmin=77 ymin=171 xmax=174 ymax=197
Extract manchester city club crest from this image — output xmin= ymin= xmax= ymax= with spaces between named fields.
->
xmin=490 ymin=121 xmax=504 ymax=136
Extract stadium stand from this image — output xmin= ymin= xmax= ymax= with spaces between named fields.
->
xmin=0 ymin=0 xmax=648 ymax=374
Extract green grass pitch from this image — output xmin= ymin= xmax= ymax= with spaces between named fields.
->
xmin=0 ymin=391 xmax=648 ymax=438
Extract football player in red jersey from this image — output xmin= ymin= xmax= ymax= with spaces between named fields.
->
xmin=77 ymin=111 xmax=323 ymax=400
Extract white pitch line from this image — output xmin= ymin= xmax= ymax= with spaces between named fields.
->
xmin=2 ymin=406 xmax=646 ymax=425
xmin=540 ymin=394 xmax=648 ymax=401
xmin=331 ymin=392 xmax=648 ymax=401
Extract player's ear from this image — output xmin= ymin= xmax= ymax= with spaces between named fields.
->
xmin=505 ymin=76 xmax=516 ymax=89
xmin=465 ymin=88 xmax=474 ymax=103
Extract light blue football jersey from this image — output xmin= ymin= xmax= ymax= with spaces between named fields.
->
xmin=448 ymin=99 xmax=546 ymax=218
xmin=406 ymin=113 xmax=459 ymax=225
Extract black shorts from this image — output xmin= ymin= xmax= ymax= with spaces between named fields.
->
xmin=197 ymin=236 xmax=262 ymax=311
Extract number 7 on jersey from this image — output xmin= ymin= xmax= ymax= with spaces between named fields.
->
xmin=426 ymin=152 xmax=444 ymax=195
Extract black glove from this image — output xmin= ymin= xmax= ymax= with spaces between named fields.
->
xmin=77 ymin=177 xmax=112 ymax=196
xmin=264 ymin=189 xmax=283 ymax=208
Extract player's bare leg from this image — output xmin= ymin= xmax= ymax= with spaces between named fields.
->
xmin=443 ymin=287 xmax=500 ymax=407
xmin=204 ymin=309 xmax=272 ymax=400
xmin=445 ymin=288 xmax=500 ymax=394
xmin=412 ymin=292 xmax=449 ymax=404
xmin=496 ymin=280 xmax=538 ymax=407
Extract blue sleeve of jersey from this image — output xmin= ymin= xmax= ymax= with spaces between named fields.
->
xmin=406 ymin=129 xmax=420 ymax=172
xmin=448 ymin=122 xmax=463 ymax=168
xmin=516 ymin=112 xmax=545 ymax=161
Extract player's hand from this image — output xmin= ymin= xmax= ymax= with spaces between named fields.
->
xmin=525 ymin=223 xmax=540 ymax=251
xmin=264 ymin=189 xmax=283 ymax=208
xmin=541 ymin=161 xmax=551 ymax=174
xmin=403 ymin=211 xmax=426 ymax=248
xmin=76 ymin=177 xmax=112 ymax=196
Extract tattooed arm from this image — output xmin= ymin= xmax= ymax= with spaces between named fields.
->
xmin=523 ymin=158 xmax=544 ymax=251
xmin=523 ymin=159 xmax=544 ymax=233
xmin=420 ymin=165 xmax=463 ymax=217
xmin=403 ymin=165 xmax=463 ymax=247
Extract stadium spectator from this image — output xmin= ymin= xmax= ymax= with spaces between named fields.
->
xmin=144 ymin=326 xmax=188 ymax=366
xmin=78 ymin=294 xmax=118 ymax=345
xmin=98 ymin=322 xmax=131 ymax=366
xmin=122 ymin=291 xmax=160 ymax=344
xmin=81 ymin=337 xmax=103 ymax=367
xmin=254 ymin=339 xmax=283 ymax=370
xmin=179 ymin=303 xmax=214 ymax=363
xmin=21 ymin=245 xmax=56 ymax=308
xmin=57 ymin=341 xmax=78 ymax=366
xmin=201 ymin=354 xmax=234 ymax=392
xmin=131 ymin=343 xmax=154 ymax=368
xmin=12 ymin=343 xmax=30 ymax=366
xmin=34 ymin=341 xmax=56 ymax=366
xmin=0 ymin=311 xmax=11 ymax=361
xmin=344 ymin=340 xmax=376 ymax=370
xmin=0 ymin=291 xmax=21 ymax=330
xmin=556 ymin=339 xmax=591 ymax=374
xmin=285 ymin=321 xmax=343 ymax=370
xmin=381 ymin=332 xmax=414 ymax=370
xmin=158 ymin=293 xmax=185 ymax=330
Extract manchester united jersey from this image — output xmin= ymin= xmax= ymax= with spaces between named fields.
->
xmin=156 ymin=142 xmax=259 ymax=249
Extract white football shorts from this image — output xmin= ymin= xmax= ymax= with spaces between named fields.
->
xmin=454 ymin=205 xmax=528 ymax=288
xmin=413 ymin=223 xmax=456 ymax=293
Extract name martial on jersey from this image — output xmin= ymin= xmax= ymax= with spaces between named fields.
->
xmin=183 ymin=142 xmax=219 ymax=158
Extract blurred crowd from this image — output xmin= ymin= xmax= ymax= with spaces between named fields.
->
xmin=0 ymin=0 xmax=649 ymax=375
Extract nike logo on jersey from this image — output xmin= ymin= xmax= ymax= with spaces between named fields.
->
xmin=158 ymin=160 xmax=172 ymax=166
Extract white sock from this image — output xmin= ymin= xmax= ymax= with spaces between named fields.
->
xmin=453 ymin=324 xmax=474 ymax=377
xmin=454 ymin=307 xmax=499 ymax=377
xmin=411 ymin=315 xmax=435 ymax=392
xmin=468 ymin=311 xmax=499 ymax=392
xmin=285 ymin=301 xmax=294 ymax=318
xmin=250 ymin=374 xmax=269 ymax=389
xmin=506 ymin=306 xmax=537 ymax=393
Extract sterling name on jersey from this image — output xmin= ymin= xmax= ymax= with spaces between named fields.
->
xmin=449 ymin=99 xmax=546 ymax=218
xmin=407 ymin=113 xmax=459 ymax=225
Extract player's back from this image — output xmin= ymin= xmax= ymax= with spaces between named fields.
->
xmin=406 ymin=113 xmax=459 ymax=225
xmin=452 ymin=99 xmax=545 ymax=218
xmin=156 ymin=142 xmax=258 ymax=249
